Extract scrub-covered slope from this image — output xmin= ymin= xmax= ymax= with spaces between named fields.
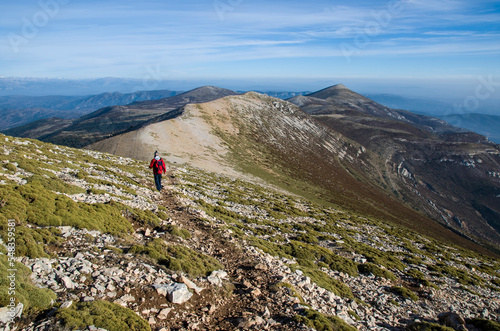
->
xmin=1 ymin=134 xmax=499 ymax=330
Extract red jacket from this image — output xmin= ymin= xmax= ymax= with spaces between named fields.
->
xmin=149 ymin=158 xmax=166 ymax=174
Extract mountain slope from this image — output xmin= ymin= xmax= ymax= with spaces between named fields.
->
xmin=289 ymin=85 xmax=500 ymax=249
xmin=434 ymin=113 xmax=500 ymax=144
xmin=0 ymin=89 xmax=180 ymax=131
xmin=296 ymin=84 xmax=466 ymax=134
xmin=11 ymin=86 xmax=239 ymax=148
xmin=89 ymin=92 xmax=491 ymax=252
xmin=1 ymin=133 xmax=499 ymax=330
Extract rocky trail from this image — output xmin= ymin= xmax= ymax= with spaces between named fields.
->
xmin=149 ymin=172 xmax=301 ymax=330
xmin=1 ymin=135 xmax=500 ymax=331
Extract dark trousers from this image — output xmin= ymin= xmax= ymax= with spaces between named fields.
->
xmin=154 ymin=174 xmax=162 ymax=191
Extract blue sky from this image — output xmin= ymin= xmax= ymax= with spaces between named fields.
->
xmin=1 ymin=0 xmax=499 ymax=98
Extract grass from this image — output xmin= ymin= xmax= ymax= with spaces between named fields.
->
xmin=293 ymin=308 xmax=357 ymax=331
xmin=357 ymin=263 xmax=396 ymax=281
xmin=55 ymin=300 xmax=150 ymax=331
xmin=390 ymin=286 xmax=419 ymax=301
xmin=0 ymin=254 xmax=56 ymax=313
xmin=129 ymin=238 xmax=222 ymax=277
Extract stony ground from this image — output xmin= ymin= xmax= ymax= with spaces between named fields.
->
xmin=1 ymin=135 xmax=500 ymax=331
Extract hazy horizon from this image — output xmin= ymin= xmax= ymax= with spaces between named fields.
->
xmin=1 ymin=0 xmax=499 ymax=104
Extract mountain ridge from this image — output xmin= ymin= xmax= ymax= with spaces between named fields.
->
xmin=3 ymin=84 xmax=499 ymax=250
xmin=88 ymin=91 xmax=499 ymax=252
xmin=0 ymin=133 xmax=499 ymax=330
xmin=4 ymin=86 xmax=239 ymax=147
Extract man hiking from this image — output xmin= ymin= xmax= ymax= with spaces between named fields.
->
xmin=149 ymin=151 xmax=167 ymax=191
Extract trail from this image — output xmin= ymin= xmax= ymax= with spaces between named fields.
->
xmin=150 ymin=171 xmax=300 ymax=330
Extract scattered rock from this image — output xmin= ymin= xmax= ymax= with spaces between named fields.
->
xmin=0 ymin=303 xmax=23 ymax=324
xmin=154 ymin=283 xmax=193 ymax=304
xmin=180 ymin=275 xmax=205 ymax=295
xmin=207 ymin=270 xmax=228 ymax=287
xmin=157 ymin=308 xmax=172 ymax=320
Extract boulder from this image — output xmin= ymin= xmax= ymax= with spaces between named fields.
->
xmin=157 ymin=308 xmax=172 ymax=320
xmin=438 ymin=312 xmax=467 ymax=330
xmin=180 ymin=275 xmax=205 ymax=295
xmin=60 ymin=276 xmax=75 ymax=290
xmin=0 ymin=303 xmax=23 ymax=324
xmin=154 ymin=283 xmax=193 ymax=304
xmin=207 ymin=270 xmax=228 ymax=287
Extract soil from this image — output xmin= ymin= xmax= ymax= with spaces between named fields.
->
xmin=149 ymin=172 xmax=301 ymax=330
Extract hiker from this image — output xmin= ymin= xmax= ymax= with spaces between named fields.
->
xmin=149 ymin=151 xmax=166 ymax=191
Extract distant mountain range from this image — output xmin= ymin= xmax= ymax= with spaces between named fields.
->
xmin=0 ymin=89 xmax=180 ymax=131
xmin=366 ymin=93 xmax=500 ymax=143
xmin=3 ymin=86 xmax=237 ymax=147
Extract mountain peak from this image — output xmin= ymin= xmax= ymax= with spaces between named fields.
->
xmin=306 ymin=83 xmax=360 ymax=100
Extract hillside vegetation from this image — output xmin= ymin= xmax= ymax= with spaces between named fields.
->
xmin=0 ymin=134 xmax=499 ymax=330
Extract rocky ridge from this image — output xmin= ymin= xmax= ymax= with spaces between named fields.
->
xmin=0 ymin=134 xmax=499 ymax=331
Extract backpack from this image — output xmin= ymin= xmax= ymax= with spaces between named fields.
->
xmin=155 ymin=159 xmax=165 ymax=174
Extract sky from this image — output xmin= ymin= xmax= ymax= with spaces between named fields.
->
xmin=1 ymin=0 xmax=500 ymax=100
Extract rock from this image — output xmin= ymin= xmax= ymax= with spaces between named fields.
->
xmin=337 ymin=313 xmax=356 ymax=325
xmin=60 ymin=301 xmax=73 ymax=309
xmin=254 ymin=263 xmax=268 ymax=271
xmin=238 ymin=315 xmax=266 ymax=328
xmin=207 ymin=270 xmax=228 ymax=287
xmin=154 ymin=283 xmax=193 ymax=304
xmin=180 ymin=275 xmax=205 ymax=295
xmin=0 ymin=303 xmax=23 ymax=324
xmin=251 ymin=288 xmax=262 ymax=298
xmin=60 ymin=276 xmax=75 ymax=290
xmin=439 ymin=312 xmax=467 ymax=330
xmin=119 ymin=294 xmax=135 ymax=303
xmin=157 ymin=308 xmax=172 ymax=320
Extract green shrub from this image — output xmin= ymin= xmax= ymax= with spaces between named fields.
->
xmin=293 ymin=309 xmax=357 ymax=331
xmin=406 ymin=268 xmax=435 ymax=287
xmin=390 ymin=286 xmax=418 ymax=301
xmin=6 ymin=227 xmax=61 ymax=258
xmin=1 ymin=181 xmax=134 ymax=238
xmin=297 ymin=233 xmax=319 ymax=244
xmin=358 ymin=263 xmax=396 ymax=280
xmin=56 ymin=300 xmax=150 ymax=331
xmin=27 ymin=175 xmax=86 ymax=195
xmin=406 ymin=321 xmax=454 ymax=331
xmin=4 ymin=163 xmax=17 ymax=172
xmin=130 ymin=239 xmax=221 ymax=277
xmin=466 ymin=318 xmax=500 ymax=331
xmin=167 ymin=225 xmax=192 ymax=239
xmin=123 ymin=206 xmax=161 ymax=227
xmin=0 ymin=255 xmax=56 ymax=313
xmin=301 ymin=268 xmax=354 ymax=299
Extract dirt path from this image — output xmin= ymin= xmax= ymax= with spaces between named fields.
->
xmin=153 ymin=171 xmax=300 ymax=330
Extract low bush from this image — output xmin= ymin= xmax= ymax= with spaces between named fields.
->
xmin=130 ymin=239 xmax=221 ymax=277
xmin=55 ymin=300 xmax=150 ymax=331
xmin=358 ymin=263 xmax=396 ymax=281
xmin=390 ymin=286 xmax=418 ymax=301
xmin=0 ymin=255 xmax=56 ymax=313
xmin=293 ymin=308 xmax=357 ymax=331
